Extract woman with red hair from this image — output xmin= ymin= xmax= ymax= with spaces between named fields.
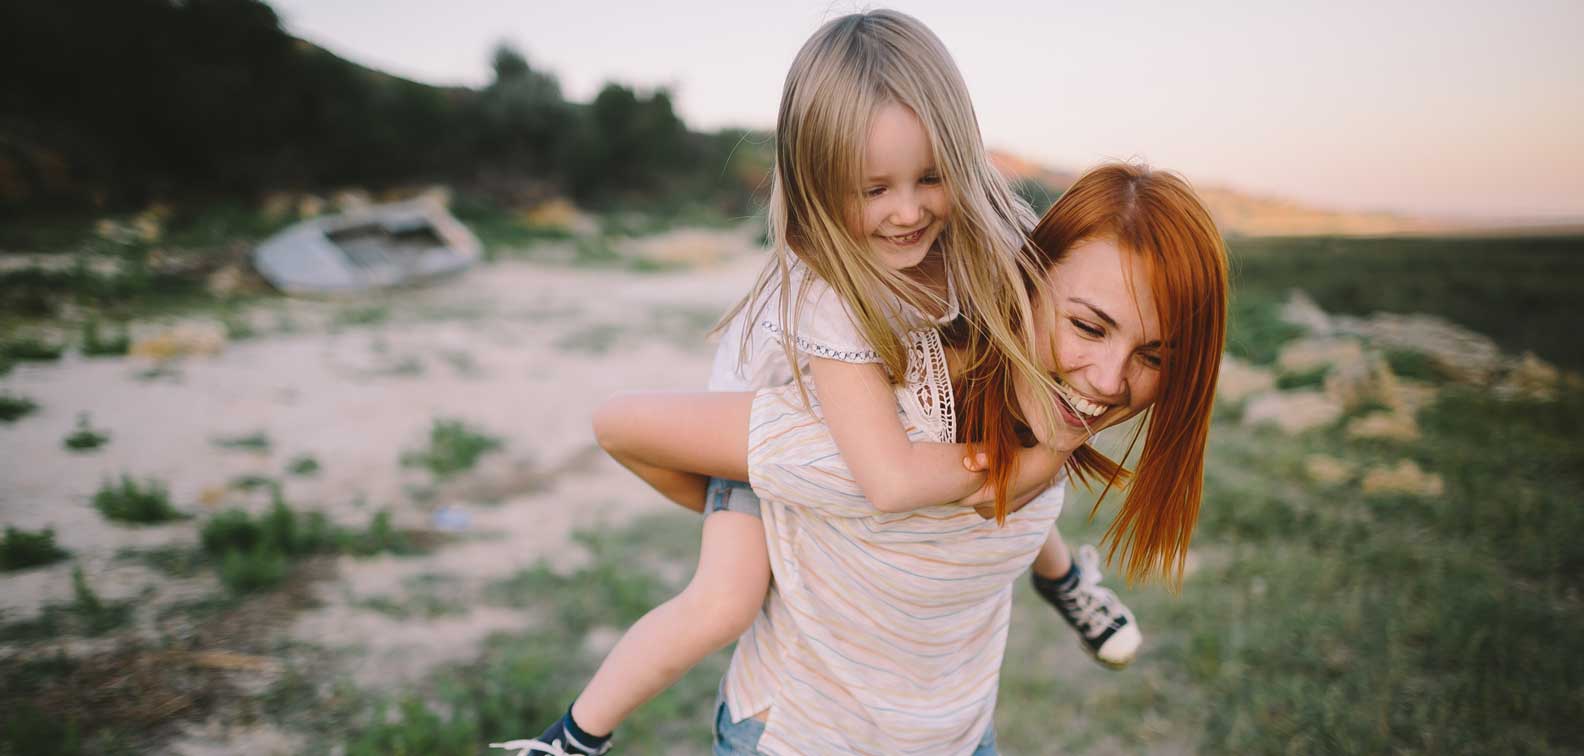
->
xmin=594 ymin=162 xmax=1228 ymax=754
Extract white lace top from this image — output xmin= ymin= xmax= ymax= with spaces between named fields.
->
xmin=707 ymin=261 xmax=960 ymax=401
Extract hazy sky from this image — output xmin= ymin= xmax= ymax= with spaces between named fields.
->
xmin=268 ymin=0 xmax=1583 ymax=222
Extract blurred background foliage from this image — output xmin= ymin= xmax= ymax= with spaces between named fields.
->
xmin=0 ymin=0 xmax=768 ymax=216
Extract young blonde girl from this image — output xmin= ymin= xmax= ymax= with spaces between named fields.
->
xmin=494 ymin=11 xmax=1135 ymax=755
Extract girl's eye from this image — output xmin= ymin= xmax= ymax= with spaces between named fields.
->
xmin=920 ymin=173 xmax=942 ymax=186
xmin=1071 ymin=319 xmax=1102 ymax=337
xmin=864 ymin=186 xmax=886 ymax=199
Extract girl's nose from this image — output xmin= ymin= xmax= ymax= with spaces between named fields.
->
xmin=889 ymin=191 xmax=924 ymax=227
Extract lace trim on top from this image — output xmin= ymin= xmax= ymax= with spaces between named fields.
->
xmin=900 ymin=329 xmax=956 ymax=444
xmin=757 ymin=319 xmax=881 ymax=364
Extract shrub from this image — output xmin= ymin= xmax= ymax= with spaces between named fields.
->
xmin=63 ymin=414 xmax=110 ymax=451
xmin=93 ymin=476 xmax=184 ymax=524
xmin=2 ymin=336 xmax=64 ymax=362
xmin=1 ymin=527 xmax=69 ymax=571
xmin=401 ymin=419 xmax=502 ymax=479
xmin=0 ymin=394 xmax=38 ymax=423
xmin=79 ymin=319 xmax=130 ymax=357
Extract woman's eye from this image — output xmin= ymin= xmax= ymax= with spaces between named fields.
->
xmin=1071 ymin=319 xmax=1102 ymax=337
xmin=1139 ymin=352 xmax=1163 ymax=369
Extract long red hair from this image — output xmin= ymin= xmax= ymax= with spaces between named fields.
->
xmin=956 ymin=163 xmax=1228 ymax=584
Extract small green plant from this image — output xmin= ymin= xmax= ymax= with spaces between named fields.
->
xmin=230 ymin=474 xmax=277 ymax=491
xmin=63 ymin=414 xmax=110 ymax=451
xmin=92 ymin=475 xmax=184 ymax=524
xmin=79 ymin=319 xmax=130 ymax=357
xmin=401 ymin=419 xmax=502 ymax=479
xmin=212 ymin=430 xmax=271 ymax=453
xmin=335 ymin=305 xmax=391 ymax=328
xmin=220 ymin=310 xmax=256 ymax=340
xmin=0 ymin=393 xmax=38 ymax=423
xmin=1383 ymin=348 xmax=1451 ymax=383
xmin=1 ymin=527 xmax=69 ymax=571
xmin=219 ymin=546 xmax=289 ymax=594
xmin=200 ymin=492 xmax=413 ymax=593
xmin=1276 ymin=365 xmax=1330 ymax=391
xmin=1 ymin=335 xmax=64 ymax=362
xmin=69 ymin=567 xmax=131 ymax=635
xmin=286 ymin=454 xmax=321 ymax=477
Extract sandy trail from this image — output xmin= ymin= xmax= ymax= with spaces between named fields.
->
xmin=0 ymin=239 xmax=765 ymax=752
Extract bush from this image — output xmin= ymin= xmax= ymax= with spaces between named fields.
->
xmin=401 ymin=419 xmax=502 ymax=479
xmin=0 ymin=394 xmax=38 ymax=423
xmin=79 ymin=319 xmax=130 ymax=357
xmin=200 ymin=493 xmax=413 ymax=594
xmin=1 ymin=527 xmax=69 ymax=571
xmin=1 ymin=336 xmax=64 ymax=362
xmin=92 ymin=476 xmax=184 ymax=524
xmin=63 ymin=414 xmax=110 ymax=451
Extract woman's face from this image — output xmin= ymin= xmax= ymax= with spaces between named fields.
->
xmin=1019 ymin=236 xmax=1164 ymax=450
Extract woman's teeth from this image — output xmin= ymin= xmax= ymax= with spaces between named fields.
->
xmin=1054 ymin=379 xmax=1108 ymax=418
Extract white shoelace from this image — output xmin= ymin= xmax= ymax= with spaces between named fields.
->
xmin=1064 ymin=545 xmax=1124 ymax=637
xmin=489 ymin=738 xmax=575 ymax=756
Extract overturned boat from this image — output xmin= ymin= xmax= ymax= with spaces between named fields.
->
xmin=252 ymin=199 xmax=482 ymax=294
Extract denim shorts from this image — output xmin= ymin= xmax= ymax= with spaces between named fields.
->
xmin=705 ymin=477 xmax=761 ymax=519
xmin=712 ymin=684 xmax=998 ymax=755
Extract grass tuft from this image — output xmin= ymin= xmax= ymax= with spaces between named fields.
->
xmin=92 ymin=475 xmax=185 ymax=524
xmin=401 ymin=419 xmax=502 ymax=479
xmin=1 ymin=527 xmax=69 ymax=571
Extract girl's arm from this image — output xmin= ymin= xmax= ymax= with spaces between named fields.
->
xmin=811 ymin=357 xmax=1068 ymax=514
xmin=592 ymin=391 xmax=753 ymax=512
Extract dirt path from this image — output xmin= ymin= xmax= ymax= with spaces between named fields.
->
xmin=0 ymin=242 xmax=766 ymax=752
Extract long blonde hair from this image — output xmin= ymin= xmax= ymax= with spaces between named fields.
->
xmin=721 ymin=9 xmax=1072 ymax=488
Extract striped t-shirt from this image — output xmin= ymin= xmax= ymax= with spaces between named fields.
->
xmin=723 ymin=347 xmax=1065 ymax=755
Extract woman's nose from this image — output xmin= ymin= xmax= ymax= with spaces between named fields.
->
xmin=1085 ymin=350 xmax=1128 ymax=400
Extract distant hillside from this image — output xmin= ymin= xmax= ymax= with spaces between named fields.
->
xmin=989 ymin=150 xmax=1445 ymax=238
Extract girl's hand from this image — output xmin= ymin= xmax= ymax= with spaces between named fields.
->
xmin=960 ymin=453 xmax=1053 ymax=519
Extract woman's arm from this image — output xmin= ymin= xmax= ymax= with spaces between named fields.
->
xmin=592 ymin=391 xmax=753 ymax=512
xmin=811 ymin=357 xmax=1070 ymax=514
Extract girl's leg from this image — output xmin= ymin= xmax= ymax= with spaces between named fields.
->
xmin=1030 ymin=527 xmax=1073 ymax=579
xmin=593 ymin=391 xmax=753 ymax=512
xmin=572 ymin=509 xmax=770 ymax=734
xmin=1029 ymin=525 xmax=1143 ymax=669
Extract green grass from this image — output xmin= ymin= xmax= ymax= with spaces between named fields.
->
xmin=79 ymin=318 xmax=131 ymax=357
xmin=92 ymin=476 xmax=185 ymax=524
xmin=1228 ymin=235 xmax=1584 ymax=371
xmin=1 ymin=527 xmax=69 ymax=571
xmin=0 ymin=393 xmax=38 ymax=423
xmin=0 ymin=567 xmax=134 ymax=643
xmin=1275 ymin=364 xmax=1330 ymax=390
xmin=325 ymin=515 xmax=717 ymax=754
xmin=286 ymin=454 xmax=321 ymax=477
xmin=211 ymin=431 xmax=271 ymax=453
xmin=63 ymin=414 xmax=110 ymax=451
xmin=2 ymin=335 xmax=64 ymax=362
xmin=200 ymin=492 xmax=416 ymax=594
xmin=400 ymin=418 xmax=503 ymax=479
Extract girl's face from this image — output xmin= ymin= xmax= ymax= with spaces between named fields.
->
xmin=1019 ymin=237 xmax=1164 ymax=450
xmin=850 ymin=102 xmax=951 ymax=271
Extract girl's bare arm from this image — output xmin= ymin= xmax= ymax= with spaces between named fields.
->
xmin=811 ymin=357 xmax=1069 ymax=514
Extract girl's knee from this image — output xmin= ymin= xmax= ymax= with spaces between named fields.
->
xmin=678 ymin=573 xmax=768 ymax=642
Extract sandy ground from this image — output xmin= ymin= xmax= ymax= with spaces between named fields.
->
xmin=0 ymin=235 xmax=766 ymax=752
